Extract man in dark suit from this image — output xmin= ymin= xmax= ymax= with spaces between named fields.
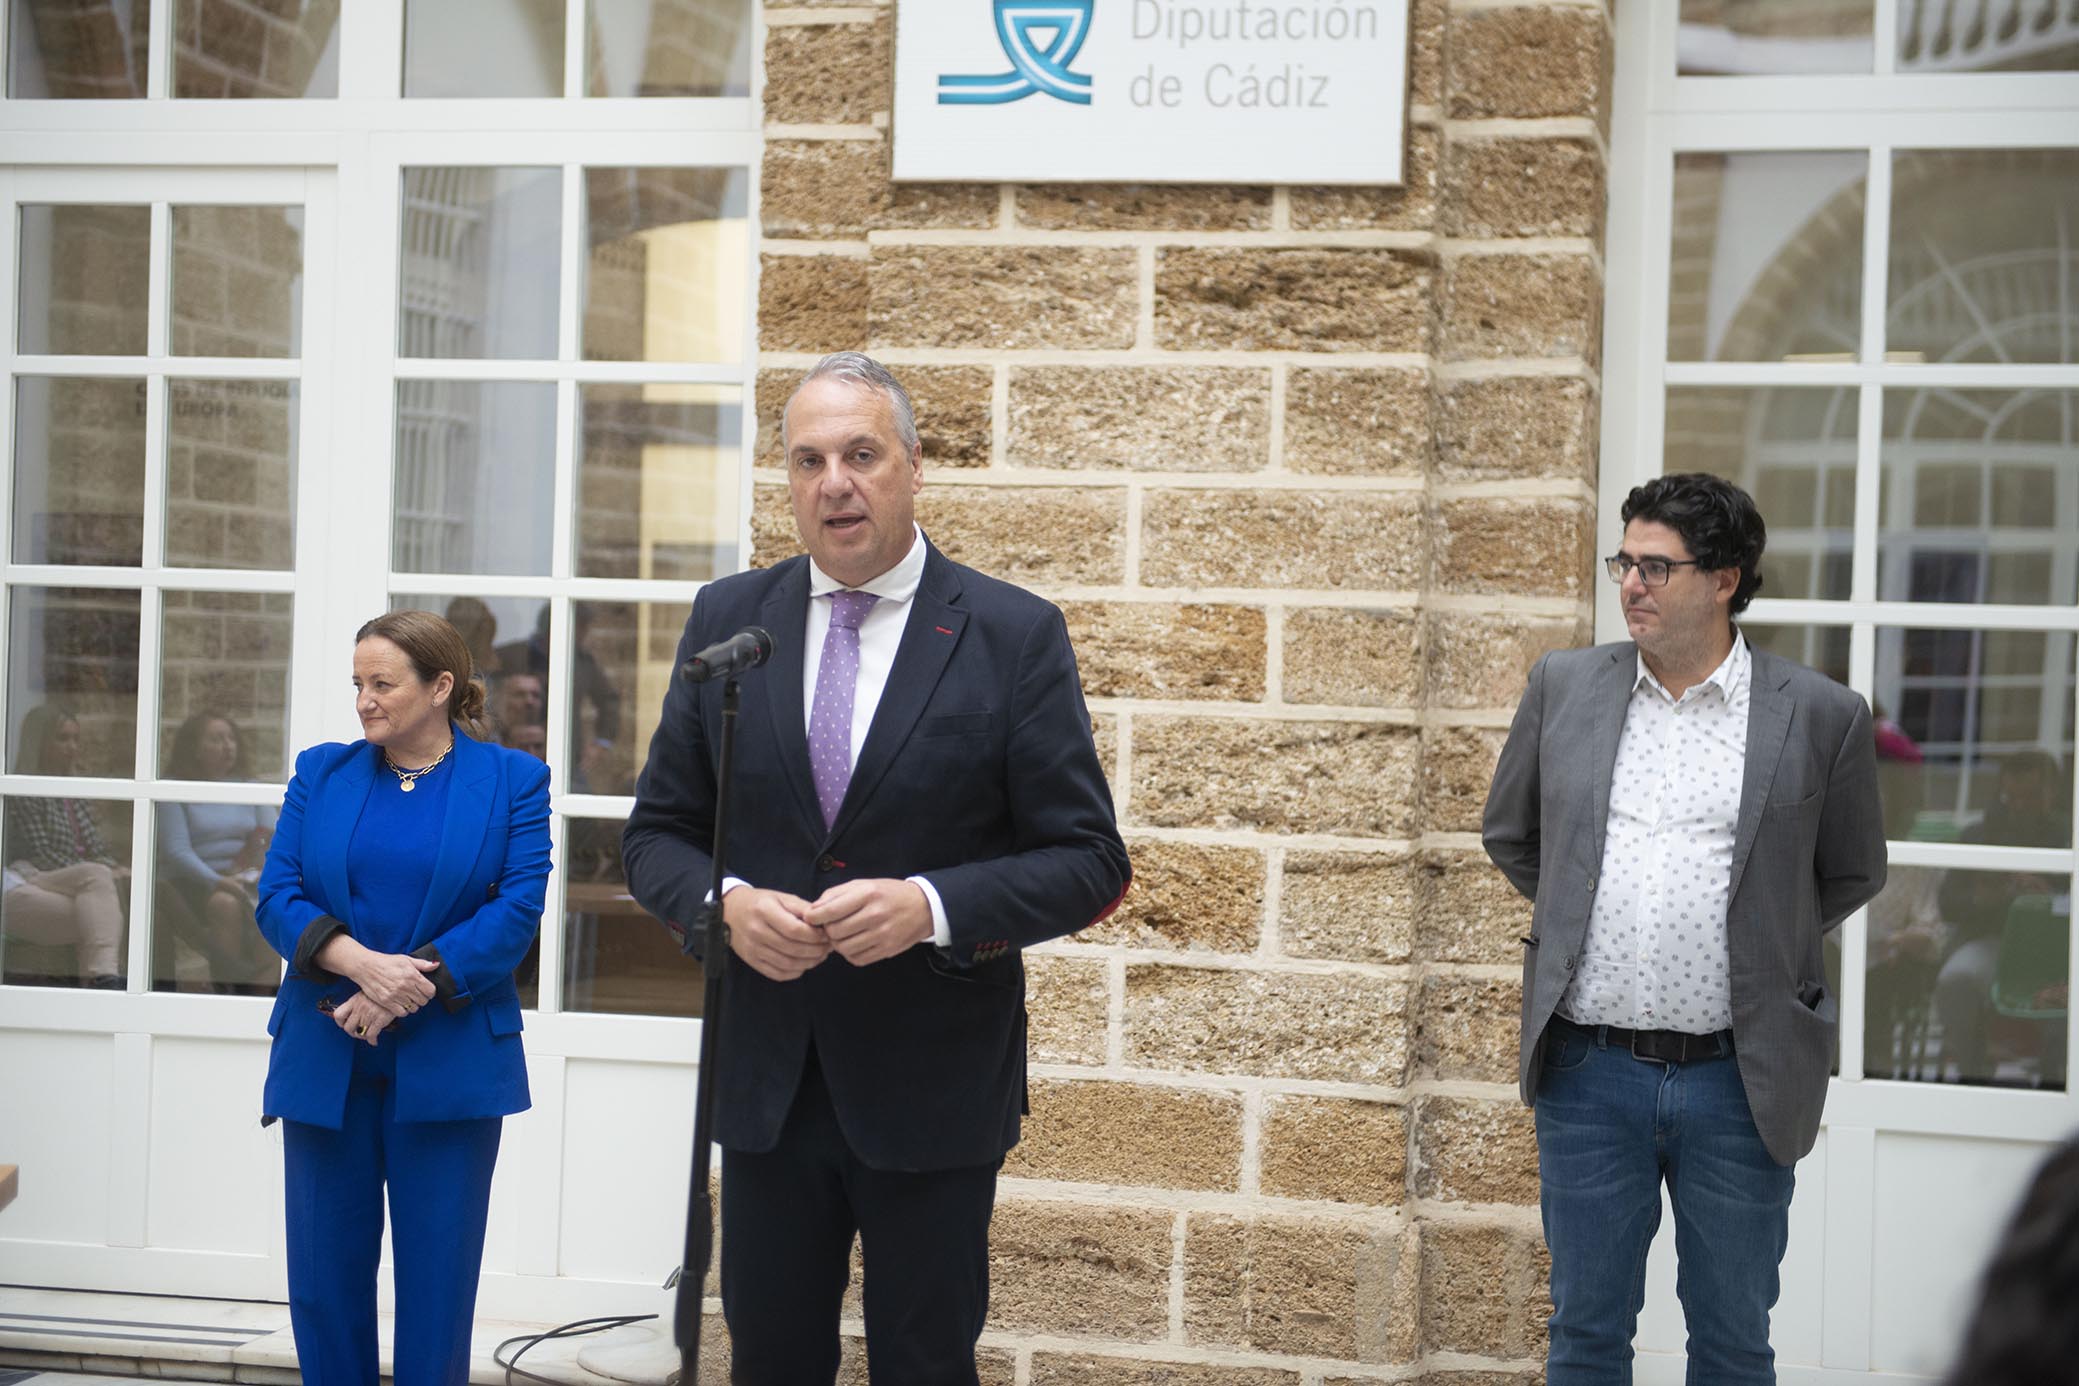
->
xmin=623 ymin=352 xmax=1130 ymax=1386
xmin=1482 ymin=473 xmax=1886 ymax=1384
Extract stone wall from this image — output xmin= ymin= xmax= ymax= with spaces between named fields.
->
xmin=750 ymin=0 xmax=1612 ymax=1378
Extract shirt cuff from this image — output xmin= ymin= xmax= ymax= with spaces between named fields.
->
xmin=707 ymin=876 xmax=750 ymax=904
xmin=290 ymin=916 xmax=348 ymax=981
xmin=908 ymin=875 xmax=951 ymax=949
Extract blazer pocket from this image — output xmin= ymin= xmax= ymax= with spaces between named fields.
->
xmin=1765 ymin=786 xmax=1824 ymax=814
xmin=486 ymin=997 xmax=525 ymax=1036
xmin=917 ymin=710 xmax=994 ymax=739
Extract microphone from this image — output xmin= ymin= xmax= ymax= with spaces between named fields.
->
xmin=681 ymin=627 xmax=774 ymax=683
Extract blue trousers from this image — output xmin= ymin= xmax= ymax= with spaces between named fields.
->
xmin=1534 ymin=1020 xmax=1796 ymax=1386
xmin=282 ymin=1038 xmax=502 ymax=1386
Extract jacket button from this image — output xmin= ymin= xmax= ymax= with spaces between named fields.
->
xmin=816 ymin=854 xmax=836 ymax=872
xmin=1563 ymin=955 xmax=1577 ymax=971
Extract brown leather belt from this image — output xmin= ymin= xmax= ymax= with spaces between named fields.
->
xmin=1553 ymin=1014 xmax=1735 ymax=1064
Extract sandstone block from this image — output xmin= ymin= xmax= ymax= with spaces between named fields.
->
xmin=1092 ymin=712 xmax=1118 ymax=789
xmin=1090 ymin=838 xmax=1265 ymax=953
xmin=764 ymin=20 xmax=886 ymax=126
xmin=1259 ymin=1095 xmax=1408 ymax=1205
xmin=1332 ymin=1374 xmax=1539 ymax=1386
xmin=1283 ymin=366 xmax=1432 ymax=476
xmin=1432 ymin=496 xmax=1595 ymax=600
xmin=1416 ymin=850 xmax=1531 ymax=966
xmin=759 ymin=253 xmax=867 ymax=353
xmin=1444 ymin=134 xmax=1606 ymax=240
xmin=1408 ymin=0 xmax=1446 ymax=107
xmin=841 ymin=1343 xmax=1015 ymax=1385
xmin=1141 ymin=490 xmax=1424 ymax=591
xmin=1436 ymin=375 xmax=1596 ymax=481
xmin=1283 ymin=607 xmax=1422 ymax=708
xmin=1017 ymin=184 xmax=1274 ymax=231
xmin=1416 ymin=975 xmax=1521 ymax=1084
xmin=1132 ymin=717 xmax=1419 ymax=838
xmin=1290 ymin=126 xmax=1441 ymax=232
xmin=1031 ymin=1356 xmax=1299 ymax=1386
xmin=1418 ymin=1220 xmax=1550 ymax=1357
xmin=1421 ymin=725 xmax=1507 ymax=835
xmin=1446 ymin=4 xmax=1607 ymax=122
xmin=1155 ymin=248 xmax=1433 ymax=352
xmin=870 ymin=247 xmax=1138 ymax=349
xmin=1440 ymin=252 xmax=1601 ymax=363
xmin=1124 ymin=965 xmax=1408 ymax=1084
xmin=1280 ymin=850 xmax=1419 ymax=964
xmin=761 ymin=139 xmax=995 ymax=240
xmin=1063 ymin=601 xmax=1267 ymax=702
xmin=1412 ymin=1095 xmax=1540 ymax=1206
xmin=1184 ymin=1213 xmax=1415 ymax=1362
xmin=988 ymin=1200 xmax=1176 ymax=1338
xmin=757 ymin=363 xmax=992 ymax=469
xmin=1425 ymin=610 xmax=1590 ymax=710
xmin=1027 ymin=953 xmax=1109 ymax=1066
xmin=916 ymin=485 xmax=1126 ymax=587
xmin=750 ymin=480 xmax=798 ymax=567
xmin=1008 ymin=366 xmax=1271 ymax=472
xmin=1006 ymin=1078 xmax=1244 ymax=1190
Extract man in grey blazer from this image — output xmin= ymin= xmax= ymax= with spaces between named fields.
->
xmin=1483 ymin=472 xmax=1886 ymax=1385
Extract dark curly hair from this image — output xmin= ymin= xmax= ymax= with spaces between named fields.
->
xmin=1944 ymin=1137 xmax=2079 ymax=1386
xmin=1620 ymin=472 xmax=1768 ymax=616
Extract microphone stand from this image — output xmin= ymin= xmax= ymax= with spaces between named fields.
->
xmin=677 ymin=676 xmax=740 ymax=1382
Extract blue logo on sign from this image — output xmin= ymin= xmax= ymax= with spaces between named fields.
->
xmin=939 ymin=0 xmax=1094 ymax=105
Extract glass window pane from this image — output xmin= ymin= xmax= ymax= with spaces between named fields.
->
xmin=1874 ymin=626 xmax=2076 ymax=846
xmin=392 ymin=381 xmax=556 ymax=575
xmin=1880 ymin=389 xmax=2079 ymax=606
xmin=152 ymin=799 xmax=279 ymax=995
xmin=1666 ymin=387 xmax=1858 ymax=600
xmin=567 ymin=598 xmax=687 ymax=796
xmin=563 ymin=815 xmax=700 ymax=1016
xmin=1742 ymin=622 xmax=1852 ymax=688
xmin=404 ymin=0 xmax=565 ymax=97
xmin=1869 ymin=865 xmax=2070 ymax=1089
xmin=586 ymin=0 xmax=751 ymax=97
xmin=583 ymin=166 xmax=747 ymax=363
xmin=1889 ymin=149 xmax=2079 ymax=365
xmin=13 ymin=377 xmax=146 ymax=566
xmin=173 ymin=0 xmax=337 ymax=97
xmin=160 ymin=592 xmax=294 ymax=782
xmin=1898 ymin=0 xmax=2079 ymax=71
xmin=7 ymin=588 xmax=142 ymax=778
xmin=166 ymin=379 xmax=299 ymax=570
xmin=399 ymin=167 xmax=562 ymax=359
xmin=18 ymin=205 xmax=149 ymax=356
xmin=171 ymin=207 xmax=305 ymax=358
xmin=7 ymin=0 xmax=149 ymax=97
xmin=578 ymin=384 xmax=740 ymax=580
xmin=1 ymin=796 xmax=133 ymax=988
xmin=391 ymin=595 xmax=555 ymax=761
xmin=1678 ymin=0 xmax=1873 ymax=74
xmin=1670 ymin=151 xmax=1867 ymax=362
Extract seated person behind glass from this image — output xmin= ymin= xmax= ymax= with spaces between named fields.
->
xmin=159 ymin=712 xmax=279 ymax=992
xmin=3 ymin=705 xmax=127 ymax=986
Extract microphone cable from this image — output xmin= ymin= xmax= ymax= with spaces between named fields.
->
xmin=493 ymin=1312 xmax=661 ymax=1386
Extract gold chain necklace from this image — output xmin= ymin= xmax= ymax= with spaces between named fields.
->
xmin=384 ymin=739 xmax=455 ymax=793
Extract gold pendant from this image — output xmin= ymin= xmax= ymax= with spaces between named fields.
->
xmin=400 ymin=779 xmax=415 ymax=793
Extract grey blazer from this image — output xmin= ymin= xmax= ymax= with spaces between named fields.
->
xmin=1481 ymin=640 xmax=1887 ymax=1165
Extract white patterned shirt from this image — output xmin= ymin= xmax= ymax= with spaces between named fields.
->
xmin=1560 ymin=635 xmax=1751 ymax=1034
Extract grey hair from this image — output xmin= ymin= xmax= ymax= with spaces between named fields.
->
xmin=782 ymin=351 xmax=921 ymax=457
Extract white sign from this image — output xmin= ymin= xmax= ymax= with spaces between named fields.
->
xmin=892 ymin=0 xmax=1410 ymax=185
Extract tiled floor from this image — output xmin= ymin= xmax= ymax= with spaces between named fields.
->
xmin=0 ymin=1287 xmax=683 ymax=1384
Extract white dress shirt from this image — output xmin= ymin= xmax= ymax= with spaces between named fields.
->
xmin=724 ymin=527 xmax=952 ymax=947
xmin=1561 ymin=635 xmax=1751 ymax=1034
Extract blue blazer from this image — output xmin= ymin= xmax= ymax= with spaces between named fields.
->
xmin=623 ymin=541 xmax=1131 ymax=1171
xmin=255 ymin=728 xmax=552 ymax=1129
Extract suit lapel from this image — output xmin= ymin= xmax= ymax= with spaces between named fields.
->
xmin=314 ymin=745 xmax=377 ymax=926
xmin=1728 ymin=650 xmax=1796 ymax=903
xmin=829 ymin=547 xmax=966 ymax=841
xmin=412 ymin=729 xmax=498 ymax=941
xmin=758 ymin=561 xmax=822 ymax=829
xmin=1589 ymin=646 xmax=1635 ymax=860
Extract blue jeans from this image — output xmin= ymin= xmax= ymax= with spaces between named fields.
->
xmin=1534 ymin=1020 xmax=1795 ymax=1386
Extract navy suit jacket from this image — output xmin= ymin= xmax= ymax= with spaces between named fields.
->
xmin=623 ymin=541 xmax=1130 ymax=1172
xmin=255 ymin=728 xmax=552 ymax=1129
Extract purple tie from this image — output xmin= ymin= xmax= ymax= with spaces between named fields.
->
xmin=809 ymin=589 xmax=878 ymax=829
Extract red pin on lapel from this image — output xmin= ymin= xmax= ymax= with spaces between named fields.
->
xmin=934 ymin=625 xmax=954 ymax=635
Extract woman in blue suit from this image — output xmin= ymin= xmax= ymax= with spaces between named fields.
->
xmin=255 ymin=610 xmax=552 ymax=1385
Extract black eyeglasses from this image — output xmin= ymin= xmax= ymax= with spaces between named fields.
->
xmin=1605 ymin=554 xmax=1704 ymax=588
